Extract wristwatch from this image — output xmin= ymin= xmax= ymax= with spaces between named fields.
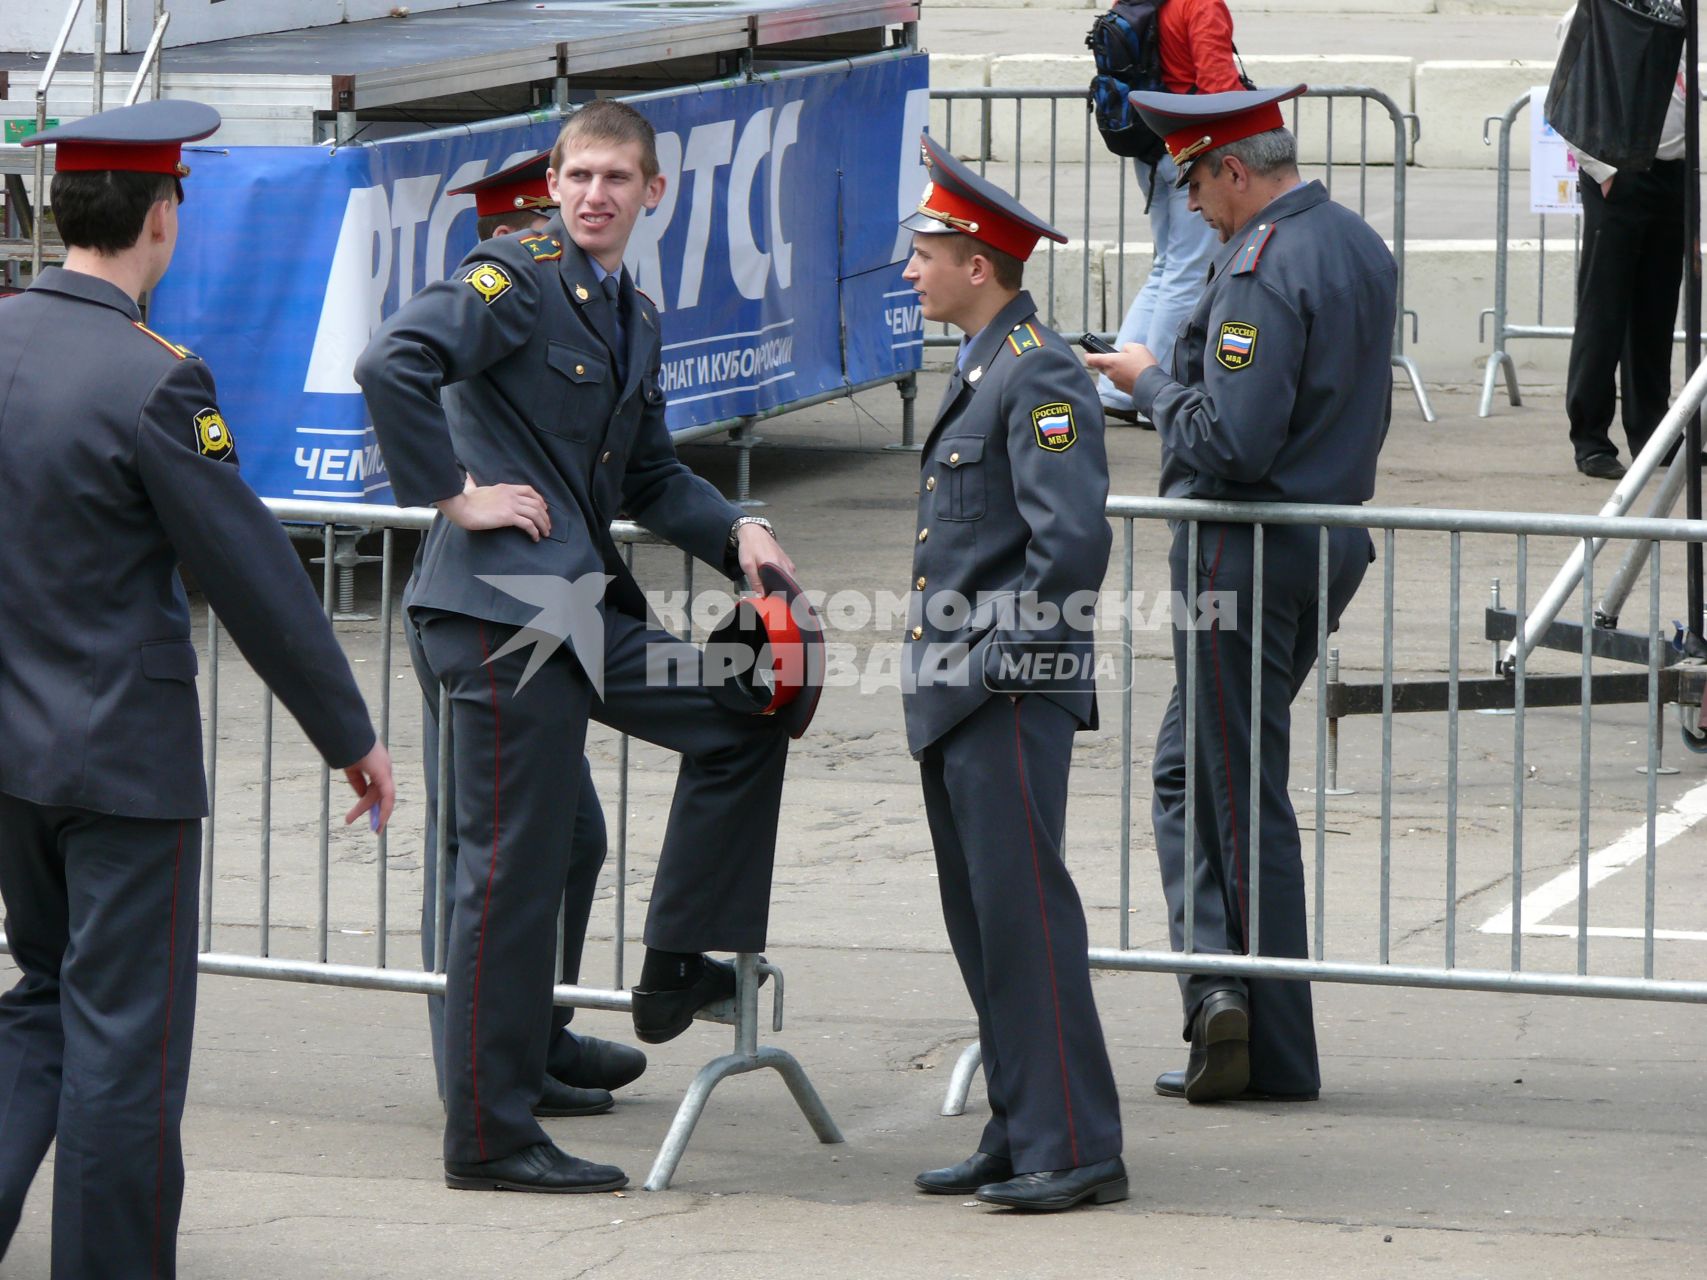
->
xmin=728 ymin=514 xmax=775 ymax=548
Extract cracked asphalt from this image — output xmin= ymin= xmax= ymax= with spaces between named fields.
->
xmin=4 ymin=382 xmax=1705 ymax=1277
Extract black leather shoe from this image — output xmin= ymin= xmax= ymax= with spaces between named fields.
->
xmin=1154 ymin=1069 xmax=1187 ymax=1099
xmin=1154 ymin=1070 xmax=1317 ymax=1103
xmin=444 ymin=1142 xmax=627 ymax=1193
xmin=975 ymin=1157 xmax=1128 ymax=1212
xmin=914 ymin=1150 xmax=1014 ymax=1195
xmin=532 ymin=1077 xmax=615 ymax=1118
xmin=632 ymin=955 xmax=764 ymax=1045
xmin=547 ymin=1031 xmax=647 ymax=1092
xmin=1577 ymin=454 xmax=1627 ymax=480
xmin=1181 ymin=989 xmax=1250 ymax=1103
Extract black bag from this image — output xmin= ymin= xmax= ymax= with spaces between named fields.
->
xmin=1087 ymin=0 xmax=1170 ymax=164
xmin=1546 ymin=0 xmax=1685 ymax=173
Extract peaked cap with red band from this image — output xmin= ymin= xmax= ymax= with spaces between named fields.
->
xmin=703 ymin=563 xmax=825 ymax=739
xmin=448 ymin=149 xmax=555 ymax=218
xmin=22 ymin=98 xmax=220 ymax=178
xmin=1128 ymin=85 xmax=1307 ymax=188
xmin=900 ymin=133 xmax=1066 ymax=262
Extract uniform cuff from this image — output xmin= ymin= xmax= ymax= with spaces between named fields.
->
xmin=1131 ymin=365 xmax=1172 ymax=417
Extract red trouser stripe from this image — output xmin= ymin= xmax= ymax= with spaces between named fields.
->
xmin=1203 ymin=527 xmax=1249 ymax=949
xmin=153 ymin=821 xmax=184 ymax=1280
xmin=470 ymin=622 xmax=504 ymax=1159
xmin=1011 ymin=700 xmax=1081 ymax=1166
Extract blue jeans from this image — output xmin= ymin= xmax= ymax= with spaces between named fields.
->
xmin=1098 ymin=153 xmax=1220 ymax=412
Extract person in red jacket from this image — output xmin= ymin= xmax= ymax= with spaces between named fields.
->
xmin=1097 ymin=0 xmax=1247 ymax=426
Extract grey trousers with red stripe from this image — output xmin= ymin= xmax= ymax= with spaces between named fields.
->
xmin=415 ymin=608 xmax=790 ymax=1165
xmin=1152 ymin=521 xmax=1372 ymax=1097
xmin=0 ymin=797 xmax=200 ymax=1280
xmin=919 ymin=694 xmax=1122 ymax=1175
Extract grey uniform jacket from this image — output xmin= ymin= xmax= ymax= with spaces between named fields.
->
xmin=0 ymin=269 xmax=375 ymax=820
xmin=356 ymin=215 xmax=743 ymax=636
xmin=903 ymin=292 xmax=1112 ymax=757
xmin=1131 ymin=181 xmax=1397 ymax=503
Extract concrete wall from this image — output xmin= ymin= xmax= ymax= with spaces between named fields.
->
xmin=1413 ymin=61 xmax=1550 ymax=170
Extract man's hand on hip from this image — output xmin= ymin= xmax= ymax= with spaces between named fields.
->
xmin=435 ymin=480 xmax=552 ymax=541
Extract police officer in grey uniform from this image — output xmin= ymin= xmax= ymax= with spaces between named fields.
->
xmin=0 ymin=100 xmax=394 ymax=1279
xmin=407 ymin=152 xmax=645 ymax=1122
xmin=900 ymin=136 xmax=1126 ymax=1213
xmin=358 ymin=101 xmax=800 ymax=1194
xmin=1088 ymin=87 xmax=1395 ymax=1104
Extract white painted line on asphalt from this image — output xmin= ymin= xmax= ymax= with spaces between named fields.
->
xmin=1516 ymin=925 xmax=1707 ymax=942
xmin=1479 ymin=779 xmax=1707 ymax=940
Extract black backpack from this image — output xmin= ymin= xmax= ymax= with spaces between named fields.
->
xmin=1087 ymin=0 xmax=1170 ymax=164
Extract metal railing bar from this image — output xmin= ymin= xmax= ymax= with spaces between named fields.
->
xmin=1380 ymin=526 xmax=1394 ymax=963
xmin=1248 ymin=523 xmax=1264 ymax=959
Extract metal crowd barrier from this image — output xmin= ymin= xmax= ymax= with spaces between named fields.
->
xmin=185 ymin=499 xmax=839 ymax=1191
xmin=1478 ymin=89 xmax=1693 ymax=419
xmin=941 ymin=494 xmax=1707 ymax=1116
xmin=928 ymin=84 xmax=1433 ymax=422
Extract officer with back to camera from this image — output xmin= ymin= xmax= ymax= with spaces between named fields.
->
xmin=1086 ymin=85 xmax=1395 ymax=1106
xmin=0 ymin=99 xmax=394 ymax=1280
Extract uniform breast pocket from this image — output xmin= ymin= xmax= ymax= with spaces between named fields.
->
xmin=936 ymin=436 xmax=987 ymax=522
xmin=541 ymin=341 xmax=613 ymax=441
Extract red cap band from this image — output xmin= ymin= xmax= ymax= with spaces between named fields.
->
xmin=53 ymin=141 xmax=188 ymax=177
xmin=917 ymin=182 xmax=1042 ymax=262
xmin=1164 ymin=102 xmax=1286 ymax=172
xmin=746 ymin=595 xmax=807 ymax=714
xmin=470 ymin=175 xmax=554 ymax=218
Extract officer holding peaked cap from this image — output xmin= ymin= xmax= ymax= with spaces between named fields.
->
xmin=0 ymin=99 xmax=394 ymax=1278
xmin=408 ymin=146 xmax=650 ymax=1126
xmin=899 ymin=134 xmax=1126 ymax=1212
xmin=1085 ymin=86 xmax=1396 ymax=1107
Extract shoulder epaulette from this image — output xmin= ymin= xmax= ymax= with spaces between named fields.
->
xmin=1230 ymin=223 xmax=1276 ymax=276
xmin=1006 ymin=321 xmax=1043 ymax=357
xmin=133 ymin=320 xmax=193 ymax=360
xmin=518 ymin=233 xmax=563 ymax=262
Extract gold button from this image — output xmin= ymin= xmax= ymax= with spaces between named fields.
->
xmin=576 ymin=363 xmax=585 ymax=375
xmin=601 ymin=451 xmax=612 ymax=463
xmin=949 ymin=451 xmax=960 ymax=464
xmin=911 ymin=626 xmax=923 ymax=640
xmin=918 ymin=528 xmax=928 ymax=542
xmin=915 ymin=576 xmax=926 ymax=590
xmin=925 ymin=475 xmax=936 ymax=492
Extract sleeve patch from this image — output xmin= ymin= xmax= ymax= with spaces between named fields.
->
xmin=519 ymin=234 xmax=563 ymax=262
xmin=193 ymin=406 xmax=236 ymax=460
xmin=1007 ymin=323 xmax=1043 ymax=357
xmin=1031 ymin=401 xmax=1077 ymax=452
xmin=133 ymin=321 xmax=192 ymax=360
xmin=463 ymin=262 xmax=515 ymax=304
xmin=1215 ymin=321 xmax=1258 ymax=371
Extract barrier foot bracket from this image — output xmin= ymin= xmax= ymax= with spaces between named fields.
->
xmin=643 ymin=953 xmax=842 ymax=1192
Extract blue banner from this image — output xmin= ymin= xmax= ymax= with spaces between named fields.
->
xmin=150 ymin=54 xmax=930 ymax=503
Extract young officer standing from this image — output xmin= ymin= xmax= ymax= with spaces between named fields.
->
xmin=408 ymin=151 xmax=646 ymax=1124
xmin=0 ymin=100 xmax=394 ymax=1279
xmin=900 ymin=135 xmax=1126 ymax=1213
xmin=358 ymin=100 xmax=806 ymax=1195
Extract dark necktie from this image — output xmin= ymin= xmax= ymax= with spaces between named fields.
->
xmin=602 ymin=273 xmax=627 ymax=384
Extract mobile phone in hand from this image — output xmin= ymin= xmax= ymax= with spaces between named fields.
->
xmin=1077 ymin=331 xmax=1116 ymax=355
